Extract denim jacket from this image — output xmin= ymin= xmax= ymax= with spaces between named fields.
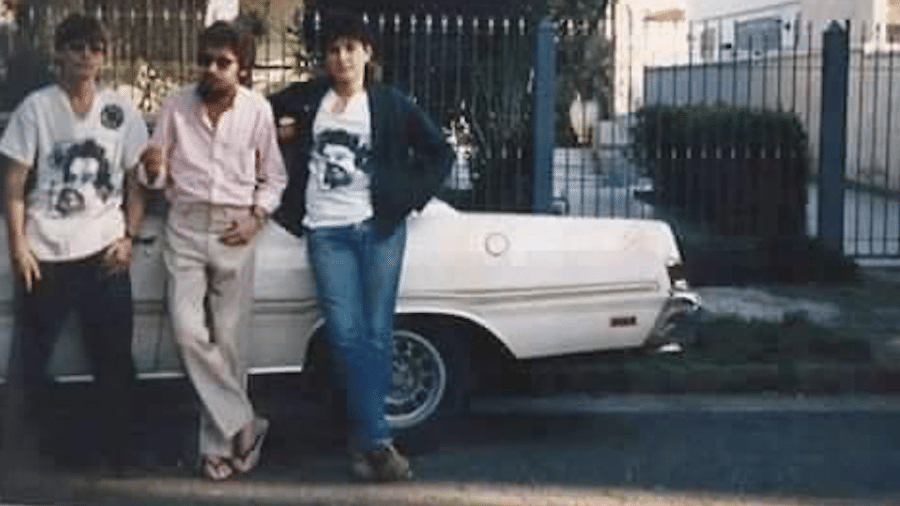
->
xmin=269 ymin=79 xmax=454 ymax=237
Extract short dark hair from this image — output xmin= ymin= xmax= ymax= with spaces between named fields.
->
xmin=54 ymin=13 xmax=108 ymax=52
xmin=319 ymin=9 xmax=375 ymax=53
xmin=199 ymin=21 xmax=256 ymax=73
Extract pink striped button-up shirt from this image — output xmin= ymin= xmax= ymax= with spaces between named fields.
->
xmin=149 ymin=84 xmax=287 ymax=213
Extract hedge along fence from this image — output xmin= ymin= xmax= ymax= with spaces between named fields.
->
xmin=630 ymin=105 xmax=810 ymax=240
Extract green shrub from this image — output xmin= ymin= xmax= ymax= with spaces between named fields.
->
xmin=689 ymin=313 xmax=870 ymax=364
xmin=630 ymin=105 xmax=810 ymax=238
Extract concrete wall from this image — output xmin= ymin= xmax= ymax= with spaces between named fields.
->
xmin=644 ymin=53 xmax=823 ymax=164
xmin=611 ymin=0 xmax=690 ymax=115
xmin=689 ymin=0 xmax=802 ymax=20
xmin=688 ymin=0 xmax=874 ymax=22
xmin=614 ymin=18 xmax=689 ymax=114
xmin=845 ymin=51 xmax=900 ymax=191
xmin=685 ymin=0 xmax=886 ymax=59
xmin=807 ymin=0 xmax=874 ymax=20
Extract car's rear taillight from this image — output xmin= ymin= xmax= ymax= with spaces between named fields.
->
xmin=666 ymin=259 xmax=688 ymax=291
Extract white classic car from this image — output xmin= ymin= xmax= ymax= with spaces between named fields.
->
xmin=0 ymin=199 xmax=699 ymax=430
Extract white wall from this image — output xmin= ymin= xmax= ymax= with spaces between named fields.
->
xmin=614 ymin=0 xmax=689 ymax=114
xmin=685 ymin=0 xmax=892 ymax=60
xmin=806 ymin=0 xmax=873 ymax=21
xmin=688 ymin=0 xmax=786 ymax=20
xmin=688 ymin=0 xmax=874 ymax=22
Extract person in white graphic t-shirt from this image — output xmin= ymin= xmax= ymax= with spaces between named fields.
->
xmin=269 ymin=9 xmax=454 ymax=482
xmin=0 ymin=13 xmax=151 ymax=476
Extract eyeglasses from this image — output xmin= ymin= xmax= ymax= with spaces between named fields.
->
xmin=66 ymin=41 xmax=105 ymax=54
xmin=197 ymin=54 xmax=237 ymax=69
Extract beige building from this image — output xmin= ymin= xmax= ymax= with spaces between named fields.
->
xmin=612 ymin=0 xmax=688 ymax=115
xmin=576 ymin=1 xmax=688 ymax=153
xmin=687 ymin=0 xmax=900 ymax=60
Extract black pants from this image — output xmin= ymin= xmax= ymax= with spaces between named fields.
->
xmin=1 ymin=251 xmax=137 ymax=468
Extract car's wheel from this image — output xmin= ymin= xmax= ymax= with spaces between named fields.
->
xmin=386 ymin=324 xmax=470 ymax=431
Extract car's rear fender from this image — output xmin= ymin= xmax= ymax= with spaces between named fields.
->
xmin=299 ymin=306 xmax=513 ymax=370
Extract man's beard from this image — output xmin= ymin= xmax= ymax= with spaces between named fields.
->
xmin=196 ymin=80 xmax=214 ymax=100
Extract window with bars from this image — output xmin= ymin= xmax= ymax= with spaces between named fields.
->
xmin=734 ymin=17 xmax=781 ymax=53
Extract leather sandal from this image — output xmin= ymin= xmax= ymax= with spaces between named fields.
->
xmin=201 ymin=455 xmax=234 ymax=481
xmin=231 ymin=417 xmax=269 ymax=474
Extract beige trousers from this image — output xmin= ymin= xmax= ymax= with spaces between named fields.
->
xmin=164 ymin=201 xmax=257 ymax=458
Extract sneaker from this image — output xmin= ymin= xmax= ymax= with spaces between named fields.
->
xmin=349 ymin=451 xmax=376 ymax=481
xmin=350 ymin=443 xmax=413 ymax=482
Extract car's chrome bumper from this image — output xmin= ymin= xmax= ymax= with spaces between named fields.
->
xmin=643 ymin=289 xmax=702 ymax=350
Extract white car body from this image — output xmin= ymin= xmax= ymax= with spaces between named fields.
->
xmin=0 ymin=199 xmax=699 ymax=428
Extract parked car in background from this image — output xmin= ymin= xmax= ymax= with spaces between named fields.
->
xmin=0 ymin=198 xmax=699 ymax=431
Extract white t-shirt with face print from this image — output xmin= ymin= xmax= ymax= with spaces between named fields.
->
xmin=303 ymin=89 xmax=374 ymax=229
xmin=0 ymin=84 xmax=149 ymax=261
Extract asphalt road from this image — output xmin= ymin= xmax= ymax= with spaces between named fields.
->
xmin=3 ymin=388 xmax=900 ymax=506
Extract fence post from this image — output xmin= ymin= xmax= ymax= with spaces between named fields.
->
xmin=817 ymin=21 xmax=849 ymax=253
xmin=532 ymin=17 xmax=556 ymax=213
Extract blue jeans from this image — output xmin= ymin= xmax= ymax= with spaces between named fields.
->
xmin=306 ymin=219 xmax=407 ymax=451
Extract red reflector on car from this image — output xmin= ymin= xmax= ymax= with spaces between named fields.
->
xmin=610 ymin=316 xmax=637 ymax=327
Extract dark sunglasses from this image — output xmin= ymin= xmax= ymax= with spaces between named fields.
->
xmin=66 ymin=41 xmax=105 ymax=53
xmin=197 ymin=54 xmax=237 ymax=69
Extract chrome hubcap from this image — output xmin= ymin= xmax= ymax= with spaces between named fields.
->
xmin=385 ymin=329 xmax=447 ymax=429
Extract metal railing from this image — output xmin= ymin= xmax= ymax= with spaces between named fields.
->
xmin=643 ymin=20 xmax=900 ymax=259
xmin=2 ymin=5 xmax=899 ymax=259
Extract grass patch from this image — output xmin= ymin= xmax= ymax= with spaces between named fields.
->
xmin=522 ymin=312 xmax=897 ymax=395
xmin=687 ymin=313 xmax=871 ymax=364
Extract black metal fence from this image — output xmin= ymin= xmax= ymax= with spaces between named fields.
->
xmin=2 ymin=4 xmax=899 ymax=260
xmin=643 ymin=20 xmax=900 ymax=260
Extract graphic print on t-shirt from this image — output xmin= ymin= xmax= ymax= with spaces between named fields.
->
xmin=310 ymin=129 xmax=371 ymax=190
xmin=47 ymin=138 xmax=114 ymax=216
